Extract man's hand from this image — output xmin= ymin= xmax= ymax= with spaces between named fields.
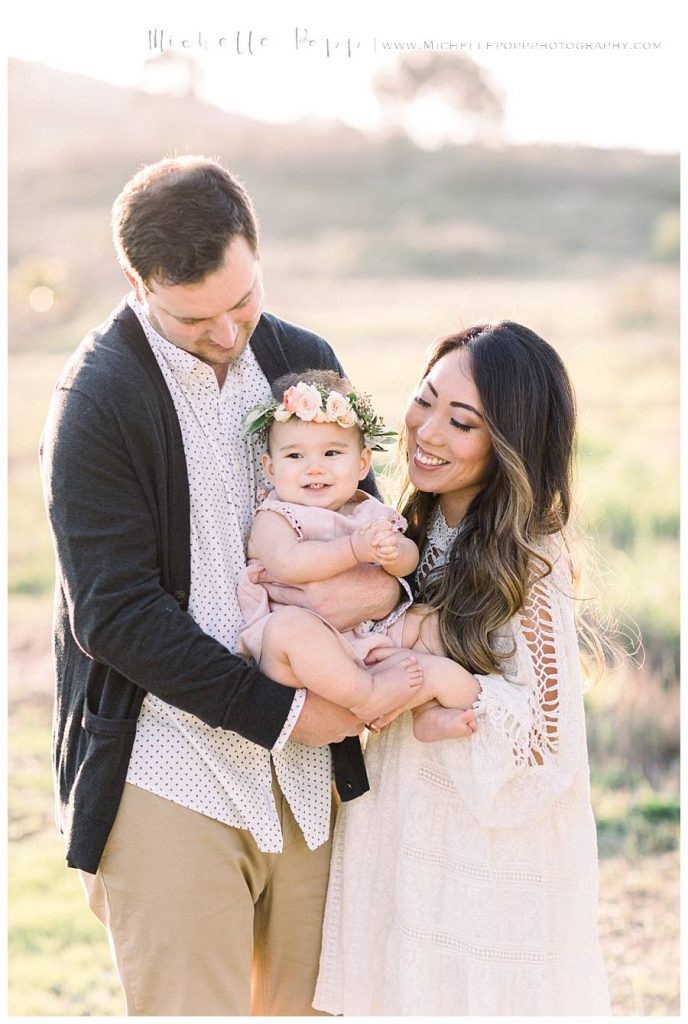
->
xmin=290 ymin=691 xmax=365 ymax=746
xmin=260 ymin=563 xmax=403 ymax=631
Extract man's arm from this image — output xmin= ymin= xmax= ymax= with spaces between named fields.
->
xmin=290 ymin=691 xmax=365 ymax=745
xmin=41 ymin=385 xmax=360 ymax=748
xmin=261 ymin=563 xmax=404 ymax=631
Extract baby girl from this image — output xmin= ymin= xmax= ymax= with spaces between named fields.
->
xmin=238 ymin=369 xmax=479 ymax=731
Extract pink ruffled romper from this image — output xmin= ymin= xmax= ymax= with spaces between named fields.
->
xmin=237 ymin=489 xmax=408 ymax=667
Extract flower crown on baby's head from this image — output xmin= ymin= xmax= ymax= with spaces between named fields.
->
xmin=242 ymin=378 xmax=397 ymax=451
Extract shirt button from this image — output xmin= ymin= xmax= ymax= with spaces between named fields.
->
xmin=174 ymin=590 xmax=187 ymax=605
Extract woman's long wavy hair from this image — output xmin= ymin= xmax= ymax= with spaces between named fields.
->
xmin=400 ymin=321 xmax=577 ymax=675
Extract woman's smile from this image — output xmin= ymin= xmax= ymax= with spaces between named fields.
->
xmin=413 ymin=444 xmax=450 ymax=469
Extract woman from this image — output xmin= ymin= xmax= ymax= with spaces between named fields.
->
xmin=313 ymin=321 xmax=611 ymax=1016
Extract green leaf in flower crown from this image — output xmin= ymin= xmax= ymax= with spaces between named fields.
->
xmin=242 ymin=402 xmax=276 ymax=435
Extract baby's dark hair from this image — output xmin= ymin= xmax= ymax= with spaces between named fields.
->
xmin=270 ymin=368 xmax=352 ymax=400
xmin=268 ymin=368 xmax=366 ymax=451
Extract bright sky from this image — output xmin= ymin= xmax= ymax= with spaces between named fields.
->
xmin=5 ymin=0 xmax=682 ymax=152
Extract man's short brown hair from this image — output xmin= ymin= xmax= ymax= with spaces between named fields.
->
xmin=112 ymin=156 xmax=259 ymax=287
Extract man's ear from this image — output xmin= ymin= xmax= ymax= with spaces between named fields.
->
xmin=124 ymin=270 xmax=147 ymax=305
xmin=261 ymin=450 xmax=275 ymax=483
xmin=358 ymin=446 xmax=373 ymax=481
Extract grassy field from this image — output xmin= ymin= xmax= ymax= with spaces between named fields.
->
xmin=7 ymin=266 xmax=679 ymax=1015
xmin=7 ymin=604 xmax=681 ymax=1017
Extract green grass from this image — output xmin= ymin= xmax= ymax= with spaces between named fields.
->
xmin=9 ymin=833 xmax=124 ymax=1016
xmin=7 ymin=701 xmax=678 ymax=1015
xmin=592 ymin=783 xmax=679 ymax=859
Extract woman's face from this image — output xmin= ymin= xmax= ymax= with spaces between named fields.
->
xmin=404 ymin=348 xmax=494 ymax=523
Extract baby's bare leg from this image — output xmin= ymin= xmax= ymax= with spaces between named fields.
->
xmin=367 ymin=658 xmax=479 ymax=733
xmin=260 ymin=606 xmax=422 ymax=721
xmin=364 ymin=608 xmax=480 ymax=733
xmin=400 ymin=607 xmax=480 ymax=710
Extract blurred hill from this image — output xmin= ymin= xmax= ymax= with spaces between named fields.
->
xmin=8 ymin=58 xmax=678 ymax=352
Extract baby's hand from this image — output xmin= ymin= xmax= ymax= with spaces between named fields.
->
xmin=351 ymin=519 xmax=401 ymax=565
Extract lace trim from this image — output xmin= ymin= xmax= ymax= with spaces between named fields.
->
xmin=254 ymin=498 xmax=303 ymax=538
xmin=398 ymin=923 xmax=592 ymax=963
xmin=473 ymin=567 xmax=563 ymax=769
xmin=388 ymin=507 xmax=408 ymax=533
xmin=416 ymin=505 xmax=568 ymax=769
xmin=474 ymin=695 xmax=535 ymax=768
xmin=401 ymin=842 xmax=583 ymax=888
xmin=415 ymin=504 xmax=458 ymax=585
xmin=518 ymin=571 xmax=560 ymax=760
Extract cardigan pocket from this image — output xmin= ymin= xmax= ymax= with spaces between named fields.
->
xmin=82 ymin=706 xmax=139 ymax=739
xmin=74 ymin=706 xmax=139 ymax=827
xmin=65 ymin=696 xmax=143 ymax=872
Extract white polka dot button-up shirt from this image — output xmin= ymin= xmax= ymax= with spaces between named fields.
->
xmin=125 ymin=295 xmax=333 ymax=852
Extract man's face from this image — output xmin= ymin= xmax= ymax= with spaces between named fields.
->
xmin=130 ymin=235 xmax=264 ymax=379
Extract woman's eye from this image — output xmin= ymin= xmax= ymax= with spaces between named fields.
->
xmin=414 ymin=396 xmax=431 ymax=408
xmin=450 ymin=419 xmax=474 ymax=433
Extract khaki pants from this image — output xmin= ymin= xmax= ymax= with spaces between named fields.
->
xmin=80 ymin=779 xmax=333 ymax=1016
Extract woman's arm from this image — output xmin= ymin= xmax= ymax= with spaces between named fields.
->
xmin=407 ymin=544 xmax=585 ymax=829
xmin=411 ymin=574 xmax=558 ymax=760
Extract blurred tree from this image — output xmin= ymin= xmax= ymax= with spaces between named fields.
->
xmin=652 ymin=210 xmax=679 ymax=262
xmin=373 ymin=53 xmax=504 ymax=147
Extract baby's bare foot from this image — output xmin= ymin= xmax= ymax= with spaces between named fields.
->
xmin=456 ymin=708 xmax=477 ymax=734
xmin=353 ymin=655 xmax=423 ymax=722
xmin=412 ymin=705 xmax=478 ymax=743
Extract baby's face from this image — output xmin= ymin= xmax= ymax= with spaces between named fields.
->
xmin=262 ymin=418 xmax=372 ymax=511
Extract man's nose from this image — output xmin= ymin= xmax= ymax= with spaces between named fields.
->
xmin=209 ymin=315 xmax=240 ymax=348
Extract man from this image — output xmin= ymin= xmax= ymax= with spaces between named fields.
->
xmin=39 ymin=156 xmax=406 ymax=1015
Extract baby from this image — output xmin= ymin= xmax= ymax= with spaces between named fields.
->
xmin=238 ymin=369 xmax=479 ymax=730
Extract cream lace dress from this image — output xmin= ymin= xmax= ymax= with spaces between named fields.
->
xmin=314 ymin=506 xmax=610 ymax=1016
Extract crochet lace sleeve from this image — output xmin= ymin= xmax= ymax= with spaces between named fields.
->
xmin=449 ymin=540 xmax=586 ymax=828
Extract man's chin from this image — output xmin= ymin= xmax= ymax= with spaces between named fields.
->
xmin=198 ymin=338 xmax=249 ymax=366
xmin=198 ymin=320 xmax=259 ymax=366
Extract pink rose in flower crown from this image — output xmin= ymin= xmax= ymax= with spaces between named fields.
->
xmin=337 ymin=408 xmax=359 ymax=429
xmin=282 ymin=386 xmax=300 ymax=413
xmin=273 ymin=407 xmax=292 ymax=422
xmin=293 ymin=382 xmax=323 ymax=421
xmin=325 ymin=391 xmax=351 ymax=421
xmin=313 ymin=408 xmax=328 ymax=423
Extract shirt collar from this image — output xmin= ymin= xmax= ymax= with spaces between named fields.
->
xmin=128 ymin=292 xmax=223 ymax=390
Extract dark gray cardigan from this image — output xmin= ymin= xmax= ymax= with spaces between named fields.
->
xmin=40 ymin=300 xmax=370 ymax=874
